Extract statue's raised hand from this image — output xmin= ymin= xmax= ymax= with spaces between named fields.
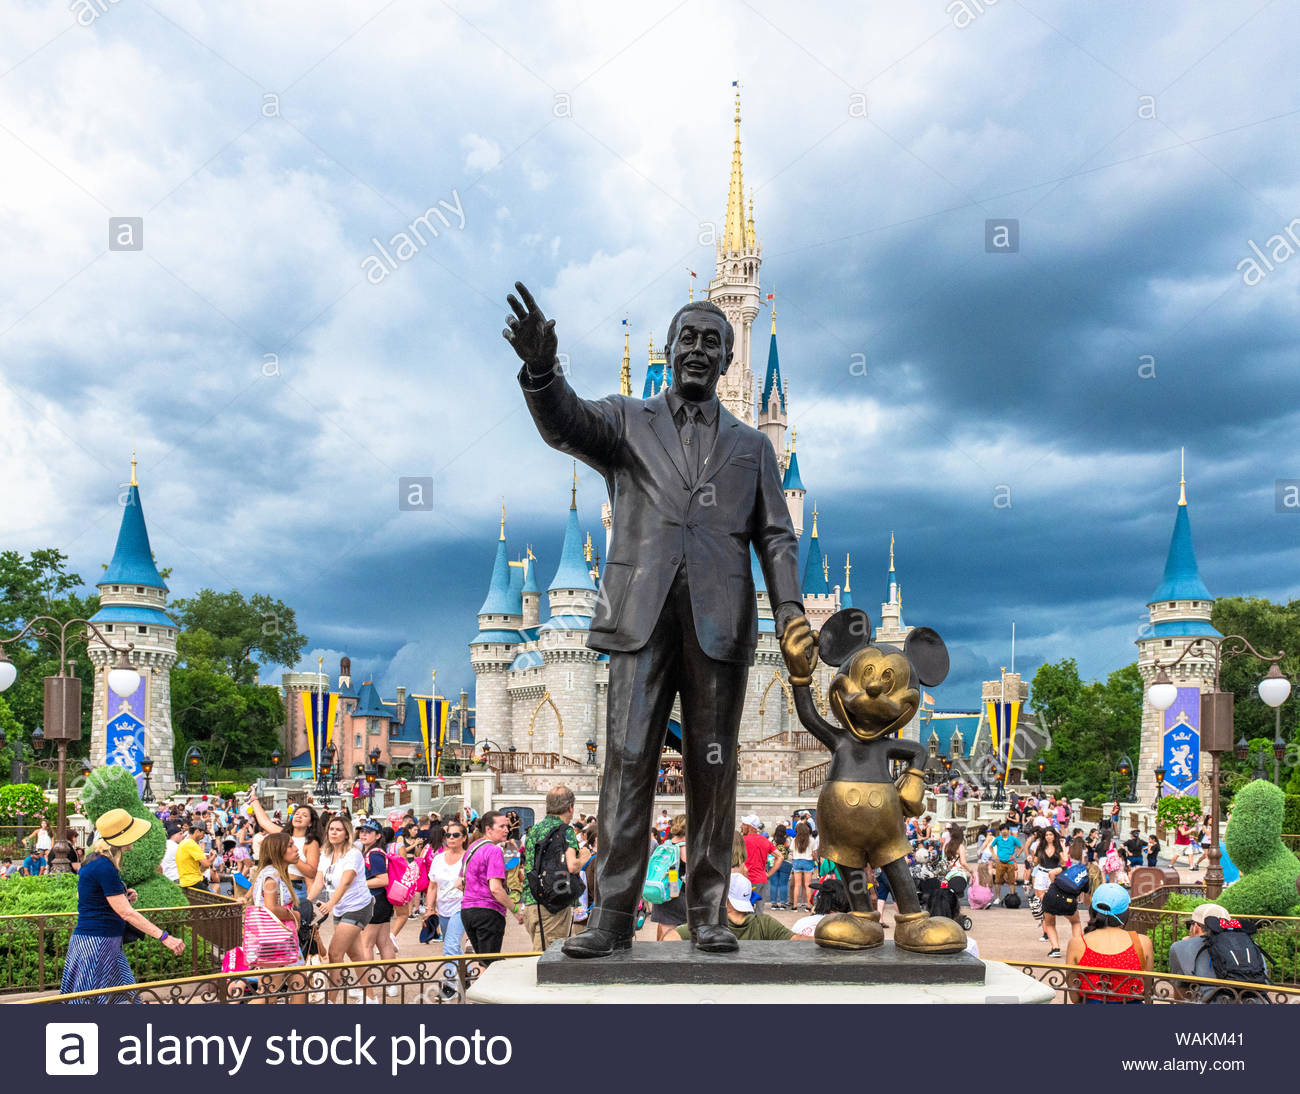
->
xmin=503 ymin=281 xmax=558 ymax=372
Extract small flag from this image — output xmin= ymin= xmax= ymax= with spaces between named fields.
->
xmin=621 ymin=317 xmax=628 ymax=326
xmin=732 ymin=80 xmax=739 ymax=87
xmin=688 ymin=269 xmax=696 ymax=278
xmin=923 ymin=692 xmax=935 ymax=706
xmin=766 ymin=293 xmax=774 ymax=301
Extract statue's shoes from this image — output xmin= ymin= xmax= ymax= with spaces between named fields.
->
xmin=690 ymin=924 xmax=740 ymax=953
xmin=891 ymin=911 xmax=967 ymax=954
xmin=560 ymin=928 xmax=632 ymax=959
xmin=813 ymin=911 xmax=885 ymax=950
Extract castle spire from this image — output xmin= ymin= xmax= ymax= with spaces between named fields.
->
xmin=841 ymin=553 xmax=854 ymax=610
xmin=549 ymin=477 xmax=596 ymax=594
xmin=1150 ymin=453 xmax=1211 ymax=604
xmin=619 ymin=316 xmax=631 ymax=396
xmin=746 ymin=188 xmax=756 ymax=248
xmin=499 ymin=497 xmax=506 ymax=541
xmin=802 ymin=504 xmax=828 ymax=595
xmin=100 ymin=466 xmax=166 ymax=590
xmin=769 ymin=286 xmax=776 ymax=335
xmin=1179 ymin=446 xmax=1187 ymax=507
xmin=570 ymin=461 xmax=578 ymax=509
xmin=723 ymin=84 xmax=746 ymax=252
xmin=130 ymin=449 xmax=138 ymax=487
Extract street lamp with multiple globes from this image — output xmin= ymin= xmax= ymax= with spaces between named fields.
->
xmin=0 ymin=618 xmax=140 ymax=873
xmin=1147 ymin=636 xmax=1291 ymax=899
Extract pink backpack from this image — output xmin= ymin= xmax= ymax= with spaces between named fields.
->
xmin=386 ymin=850 xmax=420 ymax=905
xmin=414 ymin=845 xmax=434 ymax=892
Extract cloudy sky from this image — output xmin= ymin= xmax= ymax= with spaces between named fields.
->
xmin=3 ymin=1 xmax=1298 ymax=712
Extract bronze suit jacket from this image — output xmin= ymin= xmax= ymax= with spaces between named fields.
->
xmin=519 ymin=365 xmax=802 ymax=664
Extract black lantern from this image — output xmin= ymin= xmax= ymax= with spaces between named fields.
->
xmin=32 ymin=724 xmax=45 ymax=752
xmin=369 ymin=746 xmax=381 ymax=764
xmin=365 ymin=763 xmax=377 ymax=787
xmin=586 ymin=738 xmax=598 ymax=765
xmin=79 ymin=761 xmax=90 ymax=780
xmin=1153 ymin=764 xmax=1165 ymax=808
xmin=140 ymin=755 xmax=155 ymax=804
xmin=1235 ymin=735 xmax=1250 ymax=762
xmin=183 ymin=744 xmax=206 ymax=793
xmin=1273 ymin=736 xmax=1287 ymax=762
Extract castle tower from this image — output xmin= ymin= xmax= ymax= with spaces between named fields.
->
xmin=876 ymin=531 xmax=909 ymax=647
xmin=521 ymin=548 xmax=541 ymax=629
xmin=707 ymin=88 xmax=761 ymax=425
xmin=470 ymin=503 xmax=522 ymax=752
xmin=841 ymin=555 xmax=854 ymax=611
xmin=1136 ymin=453 xmax=1218 ymax=805
xmin=88 ymin=458 xmax=178 ymax=792
xmin=546 ymin=470 xmax=598 ymax=618
xmin=783 ymin=429 xmax=806 ymax=538
xmin=338 ymin=655 xmax=352 ymax=691
xmin=801 ymin=505 xmax=837 ymax=629
xmin=756 ymin=293 xmax=787 ymax=455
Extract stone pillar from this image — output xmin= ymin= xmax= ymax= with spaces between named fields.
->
xmin=462 ymin=769 xmax=496 ymax=816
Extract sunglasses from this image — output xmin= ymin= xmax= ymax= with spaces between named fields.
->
xmin=445 ymin=831 xmax=464 ymax=838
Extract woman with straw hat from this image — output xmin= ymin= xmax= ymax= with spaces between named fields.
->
xmin=60 ymin=808 xmax=186 ymax=999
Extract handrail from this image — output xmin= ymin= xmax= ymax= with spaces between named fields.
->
xmin=1009 ymin=960 xmax=1300 ymax=1003
xmin=10 ymin=951 xmax=544 ymax=1004
xmin=798 ymin=761 xmax=829 ymax=794
xmin=0 ymin=897 xmax=239 ymax=923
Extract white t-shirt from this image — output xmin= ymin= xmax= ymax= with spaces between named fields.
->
xmin=428 ymin=851 xmax=465 ymax=918
xmin=36 ymin=830 xmax=53 ymax=852
xmin=790 ymin=839 xmax=818 ymax=862
xmin=321 ymin=848 xmax=371 ymax=914
xmin=161 ymin=839 xmax=180 ymax=882
xmin=288 ymin=835 xmax=309 ymax=879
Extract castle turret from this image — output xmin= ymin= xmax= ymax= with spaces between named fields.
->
xmin=547 ymin=470 xmax=598 ymax=618
xmin=521 ymin=548 xmax=541 ymax=629
xmin=708 ymin=87 xmax=761 ymax=425
xmin=88 ymin=457 xmax=178 ymax=792
xmin=783 ymin=429 xmax=806 ymax=538
xmin=470 ymin=504 xmax=521 ymax=752
xmin=841 ymin=554 xmax=854 ymax=610
xmin=757 ymin=293 xmax=787 ymax=455
xmin=877 ymin=531 xmax=909 ymax=647
xmin=1136 ymin=452 xmax=1219 ymax=804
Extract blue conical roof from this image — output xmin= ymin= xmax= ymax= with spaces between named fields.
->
xmin=550 ymin=502 xmax=597 ymax=591
xmin=522 ymin=556 xmax=541 ymax=595
xmin=782 ymin=449 xmax=805 ymax=492
xmin=642 ymin=360 xmax=673 ymax=398
xmin=841 ymin=584 xmax=853 ymax=610
xmin=1150 ymin=502 xmax=1212 ymax=603
xmin=478 ymin=536 xmax=514 ymax=615
xmin=353 ymin=681 xmax=393 ymax=720
xmin=760 ymin=331 xmax=785 ymax=414
xmin=100 ymin=484 xmax=167 ymax=590
xmin=507 ymin=559 xmax=524 ymax=614
xmin=802 ymin=528 xmax=828 ymax=596
xmin=750 ymin=547 xmax=767 ymax=593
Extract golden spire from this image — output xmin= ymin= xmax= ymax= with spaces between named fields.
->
xmin=822 ymin=555 xmax=829 ymax=582
xmin=746 ymin=188 xmax=756 ymax=249
xmin=129 ymin=449 xmax=138 ymax=487
xmin=500 ymin=498 xmax=506 ymax=541
xmin=571 ymin=461 xmax=578 ymax=509
xmin=723 ymin=84 xmax=746 ymax=252
xmin=790 ymin=428 xmax=797 ymax=453
xmin=889 ymin=530 xmax=895 ymax=571
xmin=1179 ymin=446 xmax=1187 ymax=507
xmin=811 ymin=503 xmax=819 ymax=538
xmin=619 ymin=315 xmax=631 ymax=396
xmin=583 ymin=531 xmax=593 ymax=563
xmin=770 ymin=286 xmax=776 ymax=335
xmin=844 ymin=553 xmax=852 ymax=592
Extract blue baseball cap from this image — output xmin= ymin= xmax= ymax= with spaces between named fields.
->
xmin=1091 ymin=883 xmax=1130 ymax=919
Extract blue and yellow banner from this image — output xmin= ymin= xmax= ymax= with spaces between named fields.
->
xmin=984 ymin=700 xmax=1022 ymax=781
xmin=416 ymin=698 xmax=449 ymax=777
xmin=300 ymin=690 xmax=338 ymax=774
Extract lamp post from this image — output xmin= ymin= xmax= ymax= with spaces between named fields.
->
xmin=1153 ymin=765 xmax=1165 ymax=810
xmin=0 ymin=618 xmax=139 ymax=874
xmin=365 ymin=763 xmax=377 ymax=796
xmin=140 ymin=756 xmax=155 ymax=804
xmin=183 ymin=745 xmax=207 ymax=795
xmin=586 ymin=739 xmax=597 ymax=765
xmin=1036 ymin=757 xmax=1045 ymax=796
xmin=269 ymin=748 xmax=282 ymax=787
xmin=1147 ymin=635 xmax=1289 ymax=899
xmin=1118 ymin=754 xmax=1136 ymax=802
xmin=1274 ymin=734 xmax=1288 ymax=785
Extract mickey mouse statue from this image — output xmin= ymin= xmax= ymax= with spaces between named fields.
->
xmin=788 ymin=607 xmax=967 ymax=954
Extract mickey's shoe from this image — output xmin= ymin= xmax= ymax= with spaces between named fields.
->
xmin=561 ymin=928 xmax=632 ymax=959
xmin=892 ymin=911 xmax=967 ymax=954
xmin=690 ymin=924 xmax=740 ymax=953
xmin=813 ymin=910 xmax=885 ymax=950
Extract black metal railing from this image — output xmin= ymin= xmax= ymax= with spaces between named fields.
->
xmin=0 ymin=888 xmax=242 ymax=993
xmin=11 ymin=953 xmax=540 ymax=1005
xmin=1010 ymin=961 xmax=1300 ymax=1004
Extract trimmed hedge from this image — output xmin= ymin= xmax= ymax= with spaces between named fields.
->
xmin=1147 ymin=892 xmax=1300 ymax=984
xmin=79 ymin=765 xmax=165 ymax=888
xmin=1223 ymin=780 xmax=1300 ymax=917
xmin=1284 ymin=795 xmax=1300 ymax=836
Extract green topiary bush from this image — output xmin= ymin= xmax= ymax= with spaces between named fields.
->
xmin=78 ymin=765 xmax=165 ymax=888
xmin=1222 ymin=780 xmax=1300 ymax=917
xmin=1284 ymin=795 xmax=1300 ymax=835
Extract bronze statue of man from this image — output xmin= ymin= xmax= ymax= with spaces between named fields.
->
xmin=504 ymin=282 xmax=816 ymax=956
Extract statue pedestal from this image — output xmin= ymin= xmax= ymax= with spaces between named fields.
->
xmin=468 ymin=941 xmax=1054 ymax=1004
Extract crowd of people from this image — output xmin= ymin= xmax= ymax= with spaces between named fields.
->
xmin=14 ymin=778 xmax=1266 ymax=1004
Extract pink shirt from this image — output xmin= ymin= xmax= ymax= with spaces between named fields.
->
xmin=460 ymin=840 xmax=507 ymax=914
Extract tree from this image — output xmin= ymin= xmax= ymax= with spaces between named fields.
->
xmin=170 ymin=589 xmax=306 ymax=686
xmin=0 ymin=549 xmax=99 ymax=760
xmin=1030 ymin=659 xmax=1143 ymax=803
xmin=1211 ymin=597 xmax=1300 ymax=782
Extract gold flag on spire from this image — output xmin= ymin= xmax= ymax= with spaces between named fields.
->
xmin=619 ymin=315 xmax=632 ymax=396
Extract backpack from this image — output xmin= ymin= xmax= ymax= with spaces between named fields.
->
xmin=1200 ymin=917 xmax=1269 ymax=993
xmin=385 ymin=850 xmax=420 ymax=906
xmin=929 ymin=880 xmax=961 ymax=921
xmin=1054 ymin=863 xmax=1090 ymax=896
xmin=1003 ymin=892 xmax=1022 ymax=910
xmin=643 ymin=840 xmax=682 ymax=904
xmin=526 ymin=822 xmax=585 ymax=914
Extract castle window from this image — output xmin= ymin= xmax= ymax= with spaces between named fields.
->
xmin=104 ymin=624 xmax=113 ymax=632
xmin=137 ymin=626 xmax=148 ymax=635
xmin=112 ymin=586 xmax=119 ymax=593
xmin=355 ymin=734 xmax=361 ymax=748
xmin=1164 ymin=640 xmax=1173 ymax=648
xmin=136 ymin=587 xmax=144 ymax=594
xmin=1191 ymin=601 xmax=1199 ymax=607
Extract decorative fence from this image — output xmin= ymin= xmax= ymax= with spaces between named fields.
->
xmin=798 ymin=761 xmax=829 ymax=794
xmin=11 ymin=953 xmax=540 ymax=1005
xmin=1010 ymin=961 xmax=1300 ymax=1004
xmin=0 ymin=888 xmax=242 ymax=993
xmin=487 ymin=752 xmax=584 ymax=774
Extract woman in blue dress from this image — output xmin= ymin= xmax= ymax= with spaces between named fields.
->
xmin=61 ymin=808 xmax=186 ymax=1001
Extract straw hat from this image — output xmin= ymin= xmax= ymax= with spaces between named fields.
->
xmin=94 ymin=808 xmax=153 ymax=847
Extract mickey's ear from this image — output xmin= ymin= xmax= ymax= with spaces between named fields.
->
xmin=816 ymin=608 xmax=872 ymax=668
xmin=905 ymin=627 xmax=949 ymax=686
